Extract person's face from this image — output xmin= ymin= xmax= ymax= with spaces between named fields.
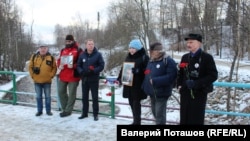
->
xmin=86 ymin=41 xmax=95 ymax=53
xmin=65 ymin=40 xmax=73 ymax=47
xmin=150 ymin=50 xmax=161 ymax=59
xmin=128 ymin=47 xmax=137 ymax=55
xmin=186 ymin=39 xmax=201 ymax=53
xmin=39 ymin=46 xmax=48 ymax=56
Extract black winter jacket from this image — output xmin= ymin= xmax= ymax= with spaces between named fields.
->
xmin=118 ymin=48 xmax=149 ymax=100
xmin=177 ymin=49 xmax=218 ymax=94
xmin=76 ymin=47 xmax=105 ymax=82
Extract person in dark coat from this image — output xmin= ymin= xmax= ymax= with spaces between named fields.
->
xmin=176 ymin=33 xmax=218 ymax=125
xmin=117 ymin=39 xmax=149 ymax=125
xmin=141 ymin=42 xmax=177 ymax=125
xmin=76 ymin=39 xmax=105 ymax=121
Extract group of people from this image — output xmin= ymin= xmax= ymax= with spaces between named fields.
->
xmin=28 ymin=32 xmax=218 ymax=125
xmin=28 ymin=35 xmax=104 ymax=121
xmin=117 ymin=33 xmax=218 ymax=125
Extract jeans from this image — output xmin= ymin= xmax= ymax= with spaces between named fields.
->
xmin=34 ymin=83 xmax=51 ymax=113
xmin=150 ymin=96 xmax=170 ymax=125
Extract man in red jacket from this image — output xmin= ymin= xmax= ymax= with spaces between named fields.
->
xmin=57 ymin=34 xmax=83 ymax=117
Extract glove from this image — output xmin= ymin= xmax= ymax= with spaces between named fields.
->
xmin=186 ymin=80 xmax=195 ymax=89
xmin=131 ymin=67 xmax=140 ymax=74
xmin=89 ymin=65 xmax=94 ymax=71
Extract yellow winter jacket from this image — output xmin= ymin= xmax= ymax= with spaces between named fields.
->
xmin=28 ymin=53 xmax=57 ymax=83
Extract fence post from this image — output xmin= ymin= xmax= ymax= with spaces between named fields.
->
xmin=111 ymin=86 xmax=115 ymax=119
xmin=12 ymin=73 xmax=17 ymax=105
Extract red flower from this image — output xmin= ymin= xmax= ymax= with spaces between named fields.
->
xmin=179 ymin=62 xmax=188 ymax=68
xmin=114 ymin=80 xmax=119 ymax=84
xmin=144 ymin=69 xmax=151 ymax=75
xmin=179 ymin=62 xmax=194 ymax=99
xmin=104 ymin=80 xmax=108 ymax=84
xmin=89 ymin=65 xmax=94 ymax=70
xmin=106 ymin=92 xmax=112 ymax=96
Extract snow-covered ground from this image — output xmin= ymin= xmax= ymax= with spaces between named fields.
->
xmin=0 ymin=102 xmax=131 ymax=141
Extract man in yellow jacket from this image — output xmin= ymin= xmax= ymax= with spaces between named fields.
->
xmin=28 ymin=45 xmax=57 ymax=116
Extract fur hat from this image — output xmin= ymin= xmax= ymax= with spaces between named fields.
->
xmin=184 ymin=33 xmax=202 ymax=42
xmin=129 ymin=39 xmax=143 ymax=50
xmin=65 ymin=34 xmax=74 ymax=41
xmin=150 ymin=42 xmax=163 ymax=51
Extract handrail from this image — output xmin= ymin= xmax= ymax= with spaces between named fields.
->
xmin=0 ymin=71 xmax=115 ymax=118
xmin=213 ymin=81 xmax=250 ymax=88
xmin=0 ymin=71 xmax=250 ymax=124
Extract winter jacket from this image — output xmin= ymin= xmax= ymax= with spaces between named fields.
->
xmin=177 ymin=49 xmax=218 ymax=94
xmin=76 ymin=47 xmax=105 ymax=82
xmin=142 ymin=53 xmax=177 ymax=97
xmin=28 ymin=52 xmax=57 ymax=83
xmin=57 ymin=42 xmax=82 ymax=82
xmin=117 ymin=48 xmax=149 ymax=100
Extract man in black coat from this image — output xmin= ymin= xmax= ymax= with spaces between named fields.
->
xmin=76 ymin=39 xmax=105 ymax=121
xmin=177 ymin=33 xmax=218 ymax=125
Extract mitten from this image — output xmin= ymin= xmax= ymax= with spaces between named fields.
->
xmin=186 ymin=80 xmax=195 ymax=89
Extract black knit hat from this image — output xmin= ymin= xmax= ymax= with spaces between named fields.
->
xmin=65 ymin=34 xmax=74 ymax=41
xmin=184 ymin=33 xmax=202 ymax=42
xmin=150 ymin=42 xmax=163 ymax=51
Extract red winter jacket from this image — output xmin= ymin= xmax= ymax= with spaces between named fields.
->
xmin=57 ymin=42 xmax=82 ymax=82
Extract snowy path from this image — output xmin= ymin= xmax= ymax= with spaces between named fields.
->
xmin=0 ymin=103 xmax=131 ymax=141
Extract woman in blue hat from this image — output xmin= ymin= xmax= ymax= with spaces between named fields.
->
xmin=117 ymin=39 xmax=149 ymax=125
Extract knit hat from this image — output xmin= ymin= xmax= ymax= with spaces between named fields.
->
xmin=150 ymin=42 xmax=163 ymax=51
xmin=65 ymin=34 xmax=74 ymax=41
xmin=129 ymin=39 xmax=143 ymax=50
xmin=39 ymin=45 xmax=48 ymax=48
xmin=184 ymin=33 xmax=202 ymax=42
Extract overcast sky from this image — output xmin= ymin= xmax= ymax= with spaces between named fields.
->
xmin=15 ymin=0 xmax=113 ymax=44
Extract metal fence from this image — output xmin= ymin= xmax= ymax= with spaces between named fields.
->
xmin=0 ymin=71 xmax=250 ymax=124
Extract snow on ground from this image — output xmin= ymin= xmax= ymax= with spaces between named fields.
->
xmin=0 ymin=103 xmax=131 ymax=141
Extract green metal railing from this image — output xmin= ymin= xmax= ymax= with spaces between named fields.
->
xmin=0 ymin=71 xmax=17 ymax=104
xmin=0 ymin=71 xmax=116 ymax=119
xmin=1 ymin=70 xmax=250 ymax=123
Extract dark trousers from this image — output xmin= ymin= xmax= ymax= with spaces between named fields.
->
xmin=128 ymin=96 xmax=141 ymax=124
xmin=180 ymin=89 xmax=207 ymax=125
xmin=81 ymin=81 xmax=99 ymax=117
